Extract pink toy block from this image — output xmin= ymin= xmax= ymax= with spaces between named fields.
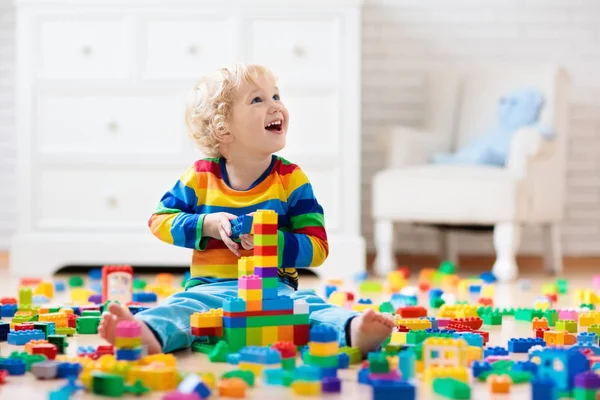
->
xmin=557 ymin=309 xmax=578 ymax=321
xmin=115 ymin=320 xmax=142 ymax=338
xmin=593 ymin=275 xmax=600 ymax=290
xmin=368 ymin=371 xmax=401 ymax=381
xmin=238 ymin=275 xmax=262 ymax=290
xmin=485 ymin=355 xmax=511 ymax=363
xmin=437 ymin=318 xmax=451 ymax=328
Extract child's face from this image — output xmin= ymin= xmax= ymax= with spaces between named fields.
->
xmin=227 ymin=72 xmax=289 ymax=157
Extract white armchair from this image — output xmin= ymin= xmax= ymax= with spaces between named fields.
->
xmin=372 ymin=65 xmax=570 ymax=282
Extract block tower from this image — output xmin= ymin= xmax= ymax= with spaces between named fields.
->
xmin=191 ymin=210 xmax=310 ymax=353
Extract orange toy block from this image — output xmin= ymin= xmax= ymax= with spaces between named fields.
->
xmin=532 ymin=317 xmax=549 ymax=330
xmin=278 ymin=325 xmax=294 ymax=343
xmin=246 ymin=301 xmax=262 ymax=312
xmin=488 ymin=374 xmax=511 ymax=394
xmin=218 ymin=378 xmax=247 ymax=398
xmin=564 ymin=333 xmax=577 ymax=345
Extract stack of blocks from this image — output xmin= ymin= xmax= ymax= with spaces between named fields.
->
xmin=115 ymin=321 xmax=143 ymax=361
xmin=303 ymin=326 xmax=340 ymax=378
xmin=190 ymin=210 xmax=310 ymax=352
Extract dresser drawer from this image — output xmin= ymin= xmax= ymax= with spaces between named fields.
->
xmin=250 ymin=17 xmax=341 ymax=84
xmin=35 ymin=167 xmax=184 ymax=231
xmin=37 ymin=16 xmax=129 ymax=79
xmin=36 ymin=87 xmax=185 ymax=155
xmin=140 ymin=16 xmax=237 ymax=79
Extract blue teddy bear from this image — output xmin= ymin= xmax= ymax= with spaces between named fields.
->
xmin=432 ymin=87 xmax=554 ymax=167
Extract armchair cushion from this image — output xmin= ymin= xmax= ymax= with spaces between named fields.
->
xmin=432 ymin=87 xmax=550 ymax=167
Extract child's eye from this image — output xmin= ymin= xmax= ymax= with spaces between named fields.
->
xmin=251 ymin=96 xmax=262 ymax=104
xmin=273 ymin=94 xmax=280 ymax=101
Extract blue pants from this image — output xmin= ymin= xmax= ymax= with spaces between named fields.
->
xmin=135 ymin=280 xmax=360 ymax=353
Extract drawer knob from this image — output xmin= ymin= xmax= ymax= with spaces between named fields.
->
xmin=106 ymin=196 xmax=119 ymax=208
xmin=107 ymin=121 xmax=119 ymax=132
xmin=188 ymin=45 xmax=200 ymax=56
xmin=292 ymin=45 xmax=305 ymax=58
xmin=81 ymin=46 xmax=93 ymax=57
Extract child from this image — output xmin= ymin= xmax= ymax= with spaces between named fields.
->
xmin=98 ymin=63 xmax=395 ymax=355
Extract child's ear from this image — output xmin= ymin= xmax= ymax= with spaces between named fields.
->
xmin=219 ymin=130 xmax=234 ymax=144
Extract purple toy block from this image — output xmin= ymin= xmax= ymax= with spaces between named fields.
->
xmin=238 ymin=275 xmax=262 ymax=290
xmin=322 ymin=377 xmax=341 ymax=393
xmin=575 ymin=371 xmax=600 ymax=389
xmin=254 ymin=267 xmax=279 ymax=278
xmin=368 ymin=371 xmax=401 ymax=381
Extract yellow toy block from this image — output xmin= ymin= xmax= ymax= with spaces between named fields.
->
xmin=71 ymin=288 xmax=94 ymax=305
xmin=394 ymin=318 xmax=432 ymax=330
xmin=247 ymin=327 xmax=262 ymax=346
xmin=262 ymin=326 xmax=278 ymax=346
xmin=422 ymin=338 xmax=468 ymax=369
xmin=239 ymin=361 xmax=265 ymax=377
xmin=416 ymin=360 xmax=424 ymax=373
xmin=309 ymin=341 xmax=339 ymax=357
xmin=253 ymin=255 xmax=278 ymax=268
xmin=139 ymin=367 xmax=178 ymax=391
xmin=34 ymin=281 xmax=54 ymax=300
xmin=352 ymin=304 xmax=379 ymax=312
xmin=190 ymin=308 xmax=223 ymax=328
xmin=139 ymin=353 xmax=177 ymax=367
xmin=481 ymin=284 xmax=495 ymax=298
xmin=292 ymin=381 xmax=321 ymax=395
xmin=544 ymin=330 xmax=566 ymax=346
xmin=423 ymin=366 xmax=469 ymax=387
xmin=238 ymin=257 xmax=255 ymax=277
xmin=466 ymin=346 xmax=483 ymax=365
xmin=239 ymin=289 xmax=262 ymax=302
xmin=115 ymin=337 xmax=142 ymax=348
xmin=328 ymin=292 xmax=346 ymax=306
xmin=579 ymin=313 xmax=595 ymax=327
xmin=387 ymin=271 xmax=407 ymax=292
xmin=389 ymin=332 xmax=407 ymax=346
xmin=39 ymin=312 xmax=67 ymax=328
xmin=534 ymin=298 xmax=551 ymax=311
xmin=60 ymin=308 xmax=74 ymax=315
xmin=437 ymin=304 xmax=478 ymax=318
xmin=254 ymin=209 xmax=278 ymax=225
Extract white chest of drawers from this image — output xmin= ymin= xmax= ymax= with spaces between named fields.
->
xmin=10 ymin=0 xmax=365 ymax=280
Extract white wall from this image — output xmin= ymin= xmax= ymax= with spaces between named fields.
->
xmin=1 ymin=0 xmax=599 ymax=256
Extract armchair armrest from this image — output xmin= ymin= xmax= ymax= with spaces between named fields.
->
xmin=506 ymin=126 xmax=555 ymax=178
xmin=377 ymin=125 xmax=449 ymax=168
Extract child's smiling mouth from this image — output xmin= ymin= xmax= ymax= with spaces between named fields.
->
xmin=265 ymin=119 xmax=283 ymax=134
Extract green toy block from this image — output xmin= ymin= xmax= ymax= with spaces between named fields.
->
xmin=262 ymin=278 xmax=278 ymax=289
xmin=246 ymin=314 xmax=308 ymax=328
xmin=379 ymin=301 xmax=395 ymax=314
xmin=223 ymin=370 xmax=255 ymax=387
xmin=254 ymin=234 xmax=278 ymax=246
xmin=580 ymin=303 xmax=595 ymax=311
xmin=33 ymin=322 xmax=55 ymax=339
xmin=304 ymin=353 xmax=338 ymax=368
xmin=55 ymin=327 xmax=76 ymax=336
xmin=91 ymin=372 xmax=149 ymax=397
xmin=477 ymin=306 xmax=493 ymax=316
xmin=76 ymin=316 xmax=101 ymax=334
xmin=223 ymin=328 xmax=247 ymax=352
xmin=384 ymin=344 xmax=402 ymax=355
xmin=543 ymin=309 xmax=558 ymax=327
xmin=8 ymin=351 xmax=47 ymax=371
xmin=482 ymin=312 xmax=502 ymax=326
xmin=19 ymin=287 xmax=32 ymax=308
xmin=432 ymin=377 xmax=471 ymax=399
xmin=515 ymin=308 xmax=543 ymax=322
xmin=246 ymin=327 xmax=262 ymax=346
xmin=339 ymin=347 xmax=361 ymax=364
xmin=556 ymin=279 xmax=568 ymax=294
xmin=407 ymin=330 xmax=429 ymax=345
xmin=47 ymin=334 xmax=68 ymax=354
xmin=430 ymin=297 xmax=445 ymax=309
xmin=494 ymin=307 xmax=515 ymax=316
xmin=133 ymin=279 xmax=147 ymax=291
xmin=556 ymin=320 xmax=578 ymax=333
xmin=11 ymin=315 xmax=31 ymax=324
xmin=359 ymin=281 xmax=383 ymax=294
xmin=281 ymin=357 xmax=296 ymax=371
xmin=68 ymin=276 xmax=84 ymax=288
xmin=191 ymin=341 xmax=215 ymax=354
xmin=367 ymin=353 xmax=389 ymax=373
xmin=438 ymin=260 xmax=456 ymax=275
xmin=208 ymin=340 xmax=230 ymax=363
xmin=82 ymin=310 xmax=101 ymax=317
xmin=574 ymin=388 xmax=597 ymax=400
xmin=588 ymin=324 xmax=600 ymax=336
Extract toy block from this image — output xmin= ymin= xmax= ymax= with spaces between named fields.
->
xmin=309 ymin=341 xmax=339 ymax=357
xmin=262 ymin=297 xmax=293 ymax=312
xmin=488 ymin=374 xmax=512 ymax=394
xmin=115 ymin=320 xmax=142 ymax=338
xmin=191 ymin=327 xmax=222 ymax=337
xmin=238 ymin=275 xmax=262 ymax=290
xmin=453 ymin=332 xmax=483 ymax=347
xmin=39 ymin=313 xmax=67 ymax=328
xmin=14 ymin=322 xmax=34 ymax=331
xmin=262 ymin=326 xmax=278 ymax=346
xmin=450 ymin=317 xmax=483 ymax=330
xmin=238 ymin=289 xmax=262 ymax=302
xmin=223 ymin=316 xmax=246 ymax=328
xmin=396 ymin=306 xmax=427 ymax=318
xmin=246 ymin=301 xmax=262 ymax=312
xmin=218 ymin=377 xmax=247 ymax=397
xmin=293 ymin=301 xmax=309 ymax=315
xmin=309 ymin=325 xmax=338 ymax=343
xmin=263 ymin=288 xmax=278 ymax=300
xmin=254 ymin=245 xmax=278 ymax=256
xmin=508 ymin=338 xmax=545 ymax=353
xmin=432 ymin=377 xmax=471 ymax=400
xmin=278 ymin=325 xmax=294 ymax=343
xmin=253 ymin=210 xmax=278 ymax=225
xmin=223 ymin=328 xmax=246 ymax=352
xmin=556 ymin=319 xmax=578 ymax=333
xmin=253 ymin=256 xmax=278 ymax=268
xmin=230 ymin=214 xmax=254 ymax=238
xmin=32 ymin=343 xmax=58 ymax=360
xmin=8 ymin=329 xmax=45 ymax=345
xmin=579 ymin=312 xmax=596 ymax=327
xmin=588 ymin=324 xmax=600 ymax=336
xmin=423 ymin=366 xmax=469 ymax=387
xmin=292 ymin=380 xmax=320 ymax=395
xmin=543 ymin=330 xmax=565 ymax=346
xmin=224 ymin=298 xmax=246 ymax=313
xmin=254 ymin=267 xmax=279 ymax=278
xmin=76 ymin=316 xmax=101 ymax=334
xmin=19 ymin=286 xmax=32 ymax=306
xmin=191 ymin=309 xmax=223 ymax=328
xmin=237 ymin=257 xmax=255 ymax=278
xmin=577 ymin=332 xmax=598 ymax=345
xmin=395 ymin=318 xmax=432 ymax=331
xmin=254 ymin=234 xmax=278 ymax=246
xmin=532 ymin=317 xmax=549 ymax=330
xmin=1 ymin=303 xmax=17 ymax=318
xmin=293 ymin=324 xmax=309 ymax=346
xmin=389 ymin=332 xmax=407 ymax=346
xmin=115 ymin=337 xmax=142 ymax=348
xmin=254 ymin=222 xmax=278 ymax=235
xmin=262 ymin=277 xmax=279 ymax=289
xmin=246 ymin=327 xmax=262 ymax=346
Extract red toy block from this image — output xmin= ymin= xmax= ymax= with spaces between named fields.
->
xmin=0 ymin=369 xmax=7 ymax=384
xmin=271 ymin=341 xmax=297 ymax=358
xmin=0 ymin=297 xmax=16 ymax=305
xmin=472 ymin=330 xmax=489 ymax=345
xmin=451 ymin=317 xmax=483 ymax=330
xmin=397 ymin=266 xmax=411 ymax=279
xmin=396 ymin=325 xmax=410 ymax=333
xmin=478 ymin=297 xmax=493 ymax=306
xmin=547 ymin=293 xmax=558 ymax=303
xmin=254 ymin=246 xmax=278 ymax=256
xmin=102 ymin=265 xmax=133 ymax=304
xmin=14 ymin=323 xmax=35 ymax=331
xmin=293 ymin=324 xmax=309 ymax=346
xmin=32 ymin=343 xmax=58 ymax=360
xmin=96 ymin=345 xmax=115 ymax=357
xmin=253 ymin=224 xmax=278 ymax=235
xmin=418 ymin=282 xmax=430 ymax=292
xmin=19 ymin=278 xmax=42 ymax=286
xmin=223 ymin=309 xmax=293 ymax=318
xmin=67 ymin=314 xmax=77 ymax=329
xmin=396 ymin=306 xmax=427 ymax=319
xmin=346 ymin=292 xmax=355 ymax=302
xmin=191 ymin=327 xmax=223 ymax=337
xmin=534 ymin=327 xmax=550 ymax=339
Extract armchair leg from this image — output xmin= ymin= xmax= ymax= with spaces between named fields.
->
xmin=492 ymin=222 xmax=521 ymax=282
xmin=543 ymin=223 xmax=563 ymax=275
xmin=439 ymin=230 xmax=459 ymax=266
xmin=373 ymin=219 xmax=396 ymax=277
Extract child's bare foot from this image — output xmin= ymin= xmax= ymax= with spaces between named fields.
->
xmin=349 ymin=308 xmax=395 ymax=357
xmin=98 ymin=303 xmax=163 ymax=355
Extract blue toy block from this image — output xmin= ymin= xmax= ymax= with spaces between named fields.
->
xmin=508 ymin=337 xmax=546 ymax=353
xmin=472 ymin=361 xmax=492 ymax=378
xmin=358 ymin=298 xmax=373 ymax=304
xmin=132 ymin=292 xmax=157 ymax=303
xmin=264 ymin=368 xmax=287 ymax=386
xmin=484 ymin=346 xmax=508 ymax=358
xmin=428 ymin=289 xmax=443 ymax=299
xmin=425 ymin=317 xmax=439 ymax=330
xmin=177 ymin=373 xmax=212 ymax=399
xmin=514 ymin=361 xmax=538 ymax=375
xmin=32 ymin=295 xmax=49 ymax=304
xmin=372 ymin=380 xmax=416 ymax=400
xmin=54 ymin=281 xmax=66 ymax=292
xmin=320 ymin=367 xmax=338 ymax=379
xmin=0 ymin=321 xmax=9 ymax=341
xmin=353 ymin=271 xmax=368 ymax=283
xmin=1 ymin=303 xmax=16 ymax=318
xmin=537 ymin=348 xmax=590 ymax=392
xmin=531 ymin=375 xmax=558 ymax=400
xmin=223 ymin=316 xmax=246 ymax=328
xmin=239 ymin=346 xmax=281 ymax=365
xmin=90 ymin=282 xmax=102 ymax=294
xmin=453 ymin=332 xmax=483 ymax=347
xmin=223 ymin=298 xmax=246 ymax=313
xmin=398 ymin=350 xmax=416 ymax=379
xmin=325 ymin=285 xmax=337 ymax=299
xmin=468 ymin=284 xmax=481 ymax=294
xmin=49 ymin=388 xmax=71 ymax=400
xmin=230 ymin=214 xmax=253 ymax=239
xmin=0 ymin=358 xmax=26 ymax=375
xmin=358 ymin=367 xmax=371 ymax=384
xmin=116 ymin=348 xmax=142 ymax=361
xmin=577 ymin=332 xmax=598 ymax=346
xmin=262 ymin=297 xmax=293 ymax=312
xmin=309 ymin=325 xmax=337 ymax=343
xmin=226 ymin=353 xmax=240 ymax=365
xmin=56 ymin=362 xmax=82 ymax=379
xmin=7 ymin=329 xmax=45 ymax=345
xmin=128 ymin=305 xmax=149 ymax=315
xmin=337 ymin=353 xmax=350 ymax=369
xmin=293 ymin=365 xmax=321 ymax=382
xmin=479 ymin=271 xmax=497 ymax=284
xmin=262 ymin=287 xmax=278 ymax=300
xmin=77 ymin=345 xmax=96 ymax=355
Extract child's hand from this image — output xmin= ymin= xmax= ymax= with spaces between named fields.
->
xmin=240 ymin=234 xmax=254 ymax=250
xmin=203 ymin=212 xmax=240 ymax=257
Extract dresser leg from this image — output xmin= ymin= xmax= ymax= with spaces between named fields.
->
xmin=492 ymin=222 xmax=520 ymax=282
xmin=373 ymin=219 xmax=396 ymax=277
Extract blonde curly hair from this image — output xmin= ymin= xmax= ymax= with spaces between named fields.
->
xmin=185 ymin=63 xmax=276 ymax=158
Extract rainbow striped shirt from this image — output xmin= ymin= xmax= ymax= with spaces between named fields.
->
xmin=148 ymin=155 xmax=328 ymax=288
